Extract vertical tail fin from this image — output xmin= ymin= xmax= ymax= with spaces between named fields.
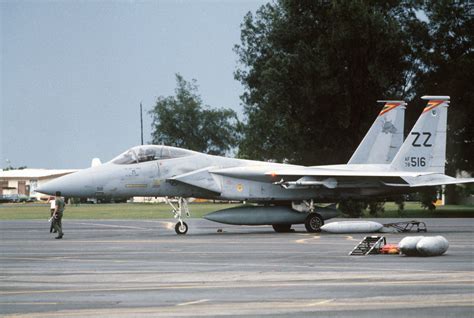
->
xmin=390 ymin=96 xmax=449 ymax=173
xmin=348 ymin=100 xmax=406 ymax=164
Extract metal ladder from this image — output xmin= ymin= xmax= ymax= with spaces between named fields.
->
xmin=349 ymin=236 xmax=386 ymax=256
xmin=383 ymin=220 xmax=427 ymax=233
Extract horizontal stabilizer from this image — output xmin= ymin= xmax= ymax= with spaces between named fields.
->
xmin=402 ymin=174 xmax=474 ymax=187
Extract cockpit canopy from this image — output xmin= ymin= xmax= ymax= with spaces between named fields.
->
xmin=111 ymin=145 xmax=196 ymax=165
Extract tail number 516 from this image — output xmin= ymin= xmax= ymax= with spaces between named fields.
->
xmin=405 ymin=157 xmax=426 ymax=167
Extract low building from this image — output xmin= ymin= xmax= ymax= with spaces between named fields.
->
xmin=0 ymin=169 xmax=78 ymax=200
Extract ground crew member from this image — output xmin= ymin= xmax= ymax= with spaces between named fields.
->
xmin=47 ymin=196 xmax=56 ymax=233
xmin=52 ymin=191 xmax=65 ymax=239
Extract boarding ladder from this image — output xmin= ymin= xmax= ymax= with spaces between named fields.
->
xmin=349 ymin=236 xmax=386 ymax=256
xmin=383 ymin=220 xmax=427 ymax=233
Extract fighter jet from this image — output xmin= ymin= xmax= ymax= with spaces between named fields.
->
xmin=38 ymin=96 xmax=473 ymax=234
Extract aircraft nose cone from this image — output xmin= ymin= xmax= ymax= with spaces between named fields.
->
xmin=37 ymin=177 xmax=72 ymax=196
xmin=36 ymin=183 xmax=55 ymax=195
xmin=37 ymin=169 xmax=97 ymax=197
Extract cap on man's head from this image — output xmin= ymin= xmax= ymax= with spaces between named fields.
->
xmin=55 ymin=191 xmax=61 ymax=196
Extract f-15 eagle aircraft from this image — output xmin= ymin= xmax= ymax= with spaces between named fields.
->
xmin=38 ymin=96 xmax=473 ymax=234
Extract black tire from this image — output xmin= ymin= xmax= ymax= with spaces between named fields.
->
xmin=175 ymin=222 xmax=188 ymax=235
xmin=305 ymin=213 xmax=323 ymax=233
xmin=272 ymin=224 xmax=292 ymax=233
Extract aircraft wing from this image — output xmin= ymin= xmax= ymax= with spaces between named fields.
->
xmin=168 ymin=167 xmax=222 ymax=194
xmin=211 ymin=166 xmax=418 ymax=189
xmin=268 ymin=168 xmax=474 ymax=188
xmin=212 ymin=165 xmax=474 ymax=189
xmin=265 ymin=168 xmax=429 ymax=178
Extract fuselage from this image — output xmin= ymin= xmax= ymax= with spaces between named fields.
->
xmin=38 ymin=145 xmax=415 ymax=202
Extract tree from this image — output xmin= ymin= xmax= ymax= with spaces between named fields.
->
xmin=368 ymin=201 xmax=385 ymax=216
xmin=420 ymin=187 xmax=438 ymax=211
xmin=3 ymin=166 xmax=27 ymax=171
xmin=150 ymin=74 xmax=240 ymax=155
xmin=234 ymin=1 xmax=417 ymax=164
xmin=338 ymin=200 xmax=367 ymax=218
xmin=409 ymin=1 xmax=474 ymax=202
xmin=394 ymin=196 xmax=405 ymax=216
xmin=234 ymin=1 xmax=472 ymax=209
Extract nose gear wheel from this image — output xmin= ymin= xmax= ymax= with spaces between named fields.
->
xmin=175 ymin=221 xmax=188 ymax=235
xmin=165 ymin=197 xmax=190 ymax=235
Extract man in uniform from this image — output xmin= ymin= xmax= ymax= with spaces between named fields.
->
xmin=52 ymin=191 xmax=65 ymax=239
xmin=47 ymin=196 xmax=56 ymax=233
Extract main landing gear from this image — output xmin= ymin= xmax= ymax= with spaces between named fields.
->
xmin=271 ymin=199 xmax=324 ymax=233
xmin=165 ymin=197 xmax=190 ymax=235
xmin=302 ymin=199 xmax=324 ymax=233
xmin=305 ymin=213 xmax=323 ymax=233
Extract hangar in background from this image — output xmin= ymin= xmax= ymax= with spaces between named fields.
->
xmin=0 ymin=169 xmax=78 ymax=200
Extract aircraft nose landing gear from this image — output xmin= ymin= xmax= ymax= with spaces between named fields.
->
xmin=175 ymin=221 xmax=188 ymax=235
xmin=165 ymin=197 xmax=190 ymax=235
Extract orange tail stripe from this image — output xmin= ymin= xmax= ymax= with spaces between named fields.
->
xmin=379 ymin=103 xmax=401 ymax=116
xmin=423 ymin=100 xmax=444 ymax=113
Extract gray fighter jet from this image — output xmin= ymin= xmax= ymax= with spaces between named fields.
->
xmin=38 ymin=96 xmax=473 ymax=234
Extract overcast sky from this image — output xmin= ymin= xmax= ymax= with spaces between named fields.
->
xmin=1 ymin=0 xmax=266 ymax=169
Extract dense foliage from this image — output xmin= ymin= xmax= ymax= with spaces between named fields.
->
xmin=234 ymin=0 xmax=473 ymax=172
xmin=149 ymin=74 xmax=240 ymax=155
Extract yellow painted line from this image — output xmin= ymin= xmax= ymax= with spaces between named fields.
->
xmin=0 ymin=286 xmax=197 ymax=296
xmin=176 ymin=299 xmax=210 ymax=306
xmin=1 ymin=279 xmax=472 ymax=296
xmin=0 ymin=302 xmax=58 ymax=305
xmin=34 ymin=240 xmax=161 ymax=244
xmin=3 ymin=298 xmax=473 ymax=318
xmin=295 ymin=236 xmax=320 ymax=244
xmin=326 ymin=298 xmax=474 ymax=308
xmin=0 ymin=257 xmax=126 ymax=264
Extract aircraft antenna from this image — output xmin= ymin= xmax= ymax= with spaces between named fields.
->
xmin=140 ymin=102 xmax=144 ymax=145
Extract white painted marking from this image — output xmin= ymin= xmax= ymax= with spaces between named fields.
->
xmin=158 ymin=221 xmax=175 ymax=230
xmin=176 ymin=299 xmax=210 ymax=306
xmin=74 ymin=222 xmax=151 ymax=231
xmin=306 ymin=299 xmax=334 ymax=307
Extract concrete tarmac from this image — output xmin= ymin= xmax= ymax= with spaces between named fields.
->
xmin=0 ymin=218 xmax=473 ymax=317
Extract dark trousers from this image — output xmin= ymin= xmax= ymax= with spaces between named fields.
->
xmin=52 ymin=213 xmax=63 ymax=236
xmin=50 ymin=209 xmax=55 ymax=233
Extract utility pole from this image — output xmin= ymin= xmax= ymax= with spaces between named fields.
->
xmin=140 ymin=102 xmax=144 ymax=145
